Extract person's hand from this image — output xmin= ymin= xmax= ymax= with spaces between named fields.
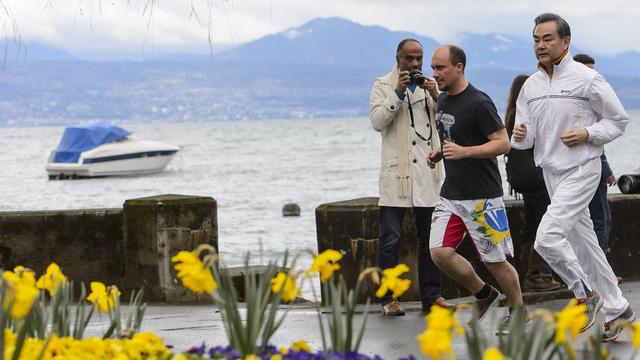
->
xmin=560 ymin=128 xmax=589 ymax=148
xmin=427 ymin=150 xmax=443 ymax=168
xmin=513 ymin=123 xmax=527 ymax=142
xmin=420 ymin=77 xmax=439 ymax=101
xmin=395 ymin=71 xmax=410 ymax=93
xmin=607 ymin=175 xmax=617 ymax=186
xmin=442 ymin=140 xmax=467 ymax=160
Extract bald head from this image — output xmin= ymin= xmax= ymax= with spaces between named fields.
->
xmin=431 ymin=45 xmax=468 ymax=95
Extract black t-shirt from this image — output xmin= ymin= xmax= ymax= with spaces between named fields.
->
xmin=435 ymin=84 xmax=504 ymax=200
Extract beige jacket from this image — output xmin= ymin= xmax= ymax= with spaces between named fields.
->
xmin=369 ymin=65 xmax=443 ymax=207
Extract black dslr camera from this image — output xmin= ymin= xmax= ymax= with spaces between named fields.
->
xmin=409 ymin=69 xmax=427 ymax=85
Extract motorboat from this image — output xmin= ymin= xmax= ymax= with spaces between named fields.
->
xmin=46 ymin=122 xmax=179 ymax=179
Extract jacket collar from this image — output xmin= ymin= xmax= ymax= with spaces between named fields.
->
xmin=537 ymin=50 xmax=572 ymax=78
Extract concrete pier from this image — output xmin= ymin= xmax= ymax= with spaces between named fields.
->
xmin=1 ymin=193 xmax=639 ymax=304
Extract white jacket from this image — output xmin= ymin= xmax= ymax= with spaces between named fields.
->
xmin=369 ymin=65 xmax=443 ymax=207
xmin=511 ymin=53 xmax=629 ymax=174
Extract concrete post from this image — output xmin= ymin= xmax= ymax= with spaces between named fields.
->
xmin=123 ymin=194 xmax=218 ymax=302
xmin=315 ymin=198 xmax=407 ymax=303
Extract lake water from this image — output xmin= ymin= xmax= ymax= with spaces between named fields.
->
xmin=1 ymin=113 xmax=639 ymax=294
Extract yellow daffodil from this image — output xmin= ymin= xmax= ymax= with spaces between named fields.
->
xmin=555 ymin=299 xmax=587 ymax=344
xmin=290 ymin=339 xmax=311 ymax=352
xmin=483 ymin=347 xmax=505 ymax=360
xmin=271 ymin=272 xmax=300 ymax=303
xmin=4 ymin=328 xmax=15 ymax=360
xmin=172 ymin=355 xmax=188 ymax=360
xmin=171 ymin=250 xmax=217 ymax=293
xmin=87 ymin=282 xmax=121 ymax=313
xmin=375 ymin=263 xmax=411 ymax=299
xmin=633 ymin=321 xmax=640 ymax=349
xmin=36 ymin=263 xmax=67 ymax=296
xmin=417 ymin=305 xmax=463 ymax=360
xmin=306 ymin=249 xmax=342 ymax=282
xmin=427 ymin=306 xmax=464 ymax=335
xmin=417 ymin=327 xmax=454 ymax=360
xmin=1 ymin=332 xmax=170 ymax=359
xmin=245 ymin=355 xmax=260 ymax=360
xmin=2 ymin=266 xmax=39 ymax=319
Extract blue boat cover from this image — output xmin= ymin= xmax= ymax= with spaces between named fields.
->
xmin=53 ymin=122 xmax=130 ymax=163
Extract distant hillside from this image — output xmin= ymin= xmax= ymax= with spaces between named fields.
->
xmin=208 ymin=18 xmax=640 ymax=78
xmin=210 ymin=17 xmax=439 ymax=68
xmin=1 ymin=17 xmax=638 ymax=126
xmin=2 ymin=41 xmax=76 ymax=62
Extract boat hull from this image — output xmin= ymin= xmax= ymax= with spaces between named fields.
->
xmin=46 ymin=140 xmax=179 ymax=179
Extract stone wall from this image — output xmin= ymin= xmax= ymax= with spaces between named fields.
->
xmin=0 ymin=194 xmax=217 ymax=302
xmin=0 ymin=208 xmax=124 ymax=292
xmin=1 ymin=193 xmax=638 ymax=304
xmin=315 ymin=194 xmax=640 ymax=303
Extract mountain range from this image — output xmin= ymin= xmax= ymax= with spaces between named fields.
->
xmin=1 ymin=17 xmax=638 ymax=126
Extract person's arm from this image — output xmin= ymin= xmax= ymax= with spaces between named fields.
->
xmin=370 ymin=70 xmax=411 ymax=132
xmin=369 ymin=79 xmax=403 ymax=132
xmin=584 ymin=74 xmax=629 ymax=145
xmin=426 ymin=150 xmax=443 ymax=168
xmin=419 ymin=77 xmax=439 ymax=103
xmin=601 ymin=153 xmax=617 ymax=185
xmin=442 ymin=128 xmax=510 ymax=160
xmin=511 ymin=89 xmax=535 ymax=149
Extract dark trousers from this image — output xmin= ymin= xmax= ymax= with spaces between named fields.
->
xmin=589 ymin=180 xmax=612 ymax=252
xmin=378 ymin=206 xmax=442 ymax=307
xmin=522 ymin=190 xmax=553 ymax=276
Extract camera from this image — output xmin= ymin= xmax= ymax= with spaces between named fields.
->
xmin=409 ymin=69 xmax=426 ymax=85
xmin=618 ymin=174 xmax=640 ymax=194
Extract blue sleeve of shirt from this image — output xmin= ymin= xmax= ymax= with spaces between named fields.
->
xmin=601 ymin=153 xmax=613 ymax=178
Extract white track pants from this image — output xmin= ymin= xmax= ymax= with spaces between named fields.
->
xmin=535 ymin=157 xmax=627 ymax=321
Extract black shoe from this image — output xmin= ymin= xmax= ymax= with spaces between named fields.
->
xmin=473 ymin=286 xmax=500 ymax=321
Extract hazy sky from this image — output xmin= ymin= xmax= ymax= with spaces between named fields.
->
xmin=6 ymin=0 xmax=639 ymax=59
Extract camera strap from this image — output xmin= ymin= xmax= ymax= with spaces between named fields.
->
xmin=406 ymin=92 xmax=432 ymax=143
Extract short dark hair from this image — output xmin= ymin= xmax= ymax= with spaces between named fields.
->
xmin=573 ymin=53 xmax=595 ymax=65
xmin=534 ymin=13 xmax=571 ymax=38
xmin=448 ymin=45 xmax=466 ymax=72
xmin=396 ymin=38 xmax=422 ymax=56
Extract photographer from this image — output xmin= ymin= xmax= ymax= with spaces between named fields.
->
xmin=369 ymin=38 xmax=451 ymax=316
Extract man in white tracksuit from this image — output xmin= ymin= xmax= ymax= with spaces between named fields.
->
xmin=370 ymin=38 xmax=452 ymax=316
xmin=512 ymin=13 xmax=635 ymax=342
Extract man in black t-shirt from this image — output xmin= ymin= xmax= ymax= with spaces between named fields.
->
xmin=426 ymin=45 xmax=525 ymax=330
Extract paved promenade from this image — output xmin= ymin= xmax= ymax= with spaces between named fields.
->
xmin=86 ymin=279 xmax=640 ymax=359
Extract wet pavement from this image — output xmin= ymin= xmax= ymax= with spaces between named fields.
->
xmin=85 ymin=279 xmax=640 ymax=359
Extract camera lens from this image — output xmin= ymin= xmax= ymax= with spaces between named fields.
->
xmin=410 ymin=69 xmax=426 ymax=85
xmin=618 ymin=175 xmax=640 ymax=194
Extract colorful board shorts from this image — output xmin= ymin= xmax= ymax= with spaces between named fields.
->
xmin=429 ymin=197 xmax=514 ymax=263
